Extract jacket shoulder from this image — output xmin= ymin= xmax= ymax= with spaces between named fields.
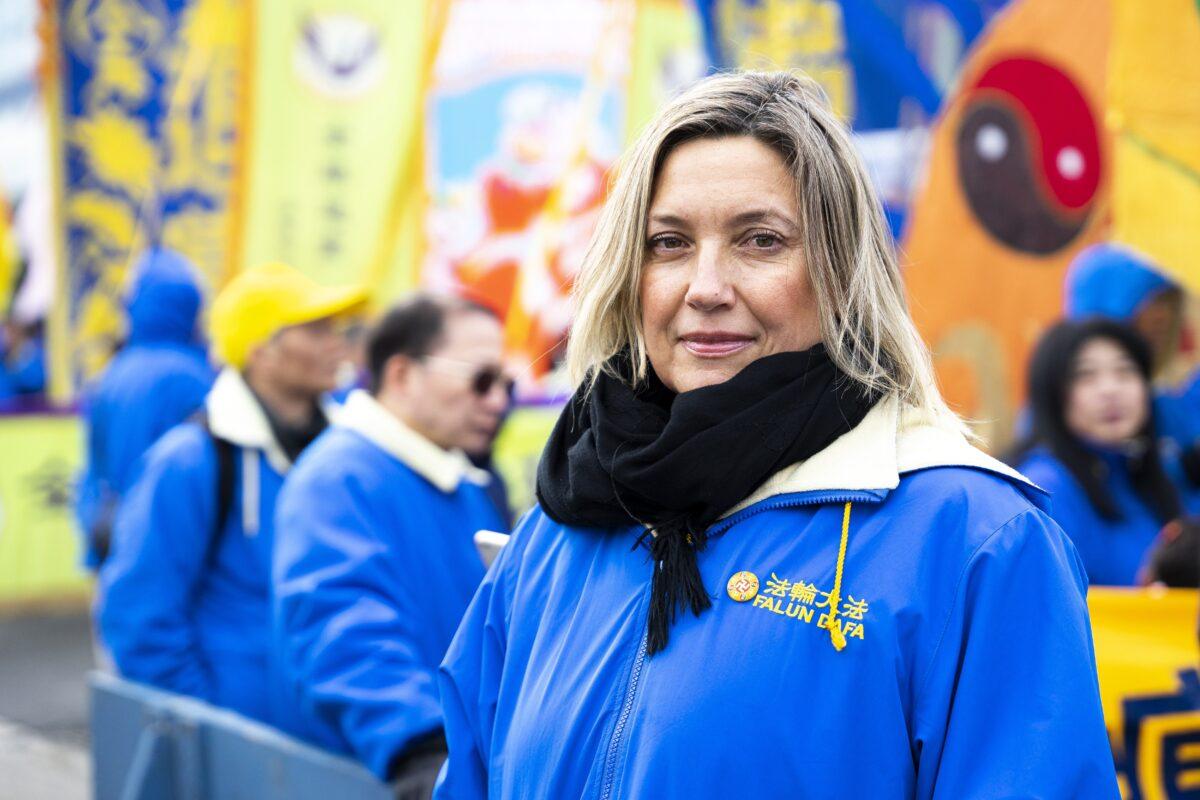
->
xmin=891 ymin=465 xmax=1058 ymax=550
xmin=141 ymin=420 xmax=217 ymax=474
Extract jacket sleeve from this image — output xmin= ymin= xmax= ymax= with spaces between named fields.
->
xmin=912 ymin=508 xmax=1120 ymax=799
xmin=433 ymin=514 xmax=526 ymax=800
xmin=97 ymin=427 xmax=217 ymax=701
xmin=273 ymin=473 xmax=446 ymax=779
xmin=1019 ymin=459 xmax=1103 ymax=584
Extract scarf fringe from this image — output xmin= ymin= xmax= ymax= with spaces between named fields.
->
xmin=642 ymin=522 xmax=712 ymax=655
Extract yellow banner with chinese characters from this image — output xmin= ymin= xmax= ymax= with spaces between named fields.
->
xmin=1090 ymin=587 xmax=1200 ymax=800
xmin=232 ymin=0 xmax=442 ymax=301
xmin=0 ymin=415 xmax=90 ymax=607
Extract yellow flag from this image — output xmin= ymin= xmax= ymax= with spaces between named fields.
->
xmin=1108 ymin=0 xmax=1200 ymax=293
xmin=233 ymin=0 xmax=440 ymax=297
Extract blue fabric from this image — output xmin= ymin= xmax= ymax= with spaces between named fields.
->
xmin=435 ymin=467 xmax=1117 ymax=799
xmin=272 ymin=427 xmax=508 ymax=779
xmin=0 ymin=337 xmax=46 ymax=403
xmin=125 ymin=247 xmax=205 ymax=346
xmin=1017 ymin=447 xmax=1173 ymax=587
xmin=1064 ymin=243 xmax=1176 ymax=322
xmin=76 ymin=248 xmax=214 ymax=567
xmin=1156 ymin=371 xmax=1200 ymax=455
xmin=97 ymin=422 xmax=285 ymax=725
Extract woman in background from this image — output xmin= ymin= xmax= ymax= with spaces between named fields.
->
xmin=1011 ymin=318 xmax=1195 ymax=586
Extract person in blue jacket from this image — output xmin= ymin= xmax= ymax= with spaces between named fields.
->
xmin=1009 ymin=318 xmax=1196 ymax=586
xmin=273 ymin=294 xmax=511 ymax=796
xmin=434 ymin=72 xmax=1118 ymax=799
xmin=0 ymin=317 xmax=46 ymax=409
xmin=97 ymin=262 xmax=365 ymax=724
xmin=75 ymin=247 xmax=215 ymax=568
xmin=1064 ymin=242 xmax=1200 ymax=484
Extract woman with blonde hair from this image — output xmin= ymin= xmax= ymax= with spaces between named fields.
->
xmin=434 ymin=71 xmax=1116 ymax=799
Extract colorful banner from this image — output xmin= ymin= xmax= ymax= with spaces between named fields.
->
xmin=49 ymin=0 xmax=245 ymax=385
xmin=421 ymin=0 xmax=702 ymax=384
xmin=0 ymin=414 xmax=89 ymax=606
xmin=233 ymin=0 xmax=441 ymax=301
xmin=901 ymin=0 xmax=1112 ymax=448
xmin=1091 ymin=588 xmax=1200 ymax=800
xmin=695 ymin=0 xmax=1008 ymax=234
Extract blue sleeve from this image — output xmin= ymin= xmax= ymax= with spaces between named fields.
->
xmin=1018 ymin=459 xmax=1103 ymax=583
xmin=913 ymin=509 xmax=1119 ymax=799
xmin=97 ymin=427 xmax=217 ymax=701
xmin=433 ymin=513 xmax=528 ymax=800
xmin=274 ymin=472 xmax=444 ymax=779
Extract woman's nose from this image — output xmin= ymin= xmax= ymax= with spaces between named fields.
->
xmin=684 ymin=247 xmax=735 ymax=310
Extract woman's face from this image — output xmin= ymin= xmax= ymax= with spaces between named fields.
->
xmin=1065 ymin=337 xmax=1149 ymax=447
xmin=639 ymin=136 xmax=821 ymax=393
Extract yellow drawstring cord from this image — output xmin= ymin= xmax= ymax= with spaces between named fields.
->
xmin=826 ymin=502 xmax=852 ymax=652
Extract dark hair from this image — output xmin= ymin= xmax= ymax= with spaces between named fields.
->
xmin=365 ymin=293 xmax=498 ymax=394
xmin=1006 ymin=318 xmax=1181 ymax=523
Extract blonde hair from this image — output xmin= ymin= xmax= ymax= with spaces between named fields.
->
xmin=568 ymin=70 xmax=958 ymax=424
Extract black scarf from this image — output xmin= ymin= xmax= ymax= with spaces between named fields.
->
xmin=536 ymin=345 xmax=878 ymax=655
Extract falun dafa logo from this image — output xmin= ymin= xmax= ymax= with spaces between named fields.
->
xmin=726 ymin=571 xmax=760 ymax=602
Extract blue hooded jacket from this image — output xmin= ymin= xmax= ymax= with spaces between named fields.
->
xmin=76 ymin=247 xmax=215 ymax=567
xmin=272 ymin=390 xmax=508 ymax=778
xmin=435 ymin=399 xmax=1119 ymax=799
xmin=1018 ymin=446 xmax=1200 ymax=587
xmin=1064 ymin=243 xmax=1200 ymax=454
xmin=98 ymin=369 xmax=303 ymax=724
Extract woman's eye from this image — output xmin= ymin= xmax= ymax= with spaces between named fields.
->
xmin=746 ymin=232 xmax=782 ymax=249
xmin=649 ymin=235 xmax=686 ymax=251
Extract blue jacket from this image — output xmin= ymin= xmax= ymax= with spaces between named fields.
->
xmin=1064 ymin=242 xmax=1200 ymax=453
xmin=273 ymin=390 xmax=508 ymax=778
xmin=1016 ymin=446 xmax=1186 ymax=587
xmin=76 ymin=248 xmax=215 ymax=567
xmin=436 ymin=399 xmax=1118 ymax=799
xmin=98 ymin=369 xmax=301 ymax=724
xmin=0 ymin=333 xmax=46 ymax=406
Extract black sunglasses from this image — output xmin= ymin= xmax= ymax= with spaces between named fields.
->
xmin=424 ymin=356 xmax=515 ymax=399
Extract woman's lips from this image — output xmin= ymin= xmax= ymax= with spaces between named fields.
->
xmin=679 ymin=335 xmax=755 ymax=357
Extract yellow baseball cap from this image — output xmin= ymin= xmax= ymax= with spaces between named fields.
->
xmin=210 ymin=262 xmax=368 ymax=369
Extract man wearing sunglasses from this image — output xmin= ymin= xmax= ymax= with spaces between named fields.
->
xmin=272 ymin=293 xmax=513 ymax=798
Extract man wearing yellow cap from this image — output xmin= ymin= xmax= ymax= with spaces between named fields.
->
xmin=96 ymin=262 xmax=366 ymax=725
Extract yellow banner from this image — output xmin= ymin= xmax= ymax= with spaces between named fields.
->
xmin=1091 ymin=588 xmax=1200 ymax=799
xmin=233 ymin=0 xmax=438 ymax=299
xmin=1107 ymin=0 xmax=1200 ymax=296
xmin=0 ymin=415 xmax=90 ymax=606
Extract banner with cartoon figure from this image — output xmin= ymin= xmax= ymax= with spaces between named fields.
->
xmin=901 ymin=0 xmax=1200 ymax=449
xmin=48 ymin=0 xmax=245 ymax=386
xmin=422 ymin=0 xmax=701 ymax=385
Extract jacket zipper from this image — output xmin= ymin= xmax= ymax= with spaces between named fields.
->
xmin=595 ymin=490 xmax=882 ymax=799
xmin=598 ymin=628 xmax=648 ymax=800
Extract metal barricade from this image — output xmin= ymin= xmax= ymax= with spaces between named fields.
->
xmin=89 ymin=671 xmax=390 ymax=800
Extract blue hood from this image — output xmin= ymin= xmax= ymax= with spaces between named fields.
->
xmin=1064 ymin=243 xmax=1177 ymax=321
xmin=125 ymin=248 xmax=204 ymax=345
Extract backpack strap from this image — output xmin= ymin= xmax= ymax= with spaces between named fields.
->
xmin=192 ymin=411 xmax=239 ymax=565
